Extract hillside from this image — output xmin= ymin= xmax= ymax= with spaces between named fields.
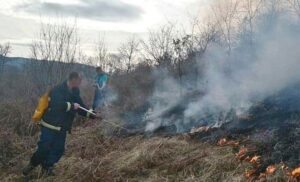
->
xmin=0 ymin=103 xmax=294 ymax=182
xmin=1 ymin=1 xmax=300 ymax=181
xmin=0 ymin=121 xmax=288 ymax=182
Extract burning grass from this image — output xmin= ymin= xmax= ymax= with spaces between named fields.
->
xmin=0 ymin=120 xmax=296 ymax=182
xmin=216 ymin=136 xmax=299 ymax=181
xmin=1 ymin=94 xmax=299 ymax=182
xmin=214 ymin=136 xmax=299 ymax=181
xmin=189 ymin=123 xmax=299 ymax=181
xmin=185 ymin=86 xmax=300 ymax=181
xmin=291 ymin=167 xmax=300 ymax=177
xmin=1 ymin=121 xmax=250 ymax=182
xmin=0 ymin=121 xmax=296 ymax=182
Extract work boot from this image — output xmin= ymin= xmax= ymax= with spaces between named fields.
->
xmin=42 ymin=167 xmax=55 ymax=177
xmin=22 ymin=163 xmax=35 ymax=176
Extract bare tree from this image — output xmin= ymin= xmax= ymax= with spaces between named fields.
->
xmin=0 ymin=42 xmax=12 ymax=75
xmin=173 ymin=35 xmax=189 ymax=94
xmin=118 ymin=35 xmax=140 ymax=73
xmin=287 ymin=0 xmax=300 ymax=17
xmin=240 ymin=0 xmax=265 ymax=44
xmin=189 ymin=20 xmax=219 ymax=55
xmin=142 ymin=24 xmax=175 ymax=66
xmin=211 ymin=0 xmax=241 ymax=54
xmin=28 ymin=20 xmax=80 ymax=93
xmin=265 ymin=0 xmax=285 ymax=13
xmin=95 ymin=35 xmax=108 ymax=69
xmin=107 ymin=54 xmax=123 ymax=73
xmin=189 ymin=20 xmax=219 ymax=88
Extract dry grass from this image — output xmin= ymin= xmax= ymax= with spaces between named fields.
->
xmin=0 ymin=113 xmax=291 ymax=182
xmin=1 ymin=119 xmax=250 ymax=182
xmin=0 ymin=106 xmax=293 ymax=182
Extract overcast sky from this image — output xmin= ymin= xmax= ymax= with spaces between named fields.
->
xmin=0 ymin=0 xmax=210 ymax=57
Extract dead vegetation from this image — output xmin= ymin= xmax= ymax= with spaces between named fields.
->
xmin=0 ymin=114 xmax=290 ymax=182
xmin=0 ymin=1 xmax=300 ymax=181
xmin=0 ymin=121 xmax=248 ymax=182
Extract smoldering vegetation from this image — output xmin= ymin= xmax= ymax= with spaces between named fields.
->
xmin=1 ymin=0 xmax=300 ymax=181
xmin=143 ymin=12 xmax=300 ymax=133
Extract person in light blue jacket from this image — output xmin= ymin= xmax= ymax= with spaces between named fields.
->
xmin=92 ymin=67 xmax=108 ymax=110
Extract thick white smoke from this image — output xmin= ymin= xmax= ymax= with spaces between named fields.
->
xmin=144 ymin=70 xmax=185 ymax=132
xmin=185 ymin=16 xmax=300 ymax=120
xmin=145 ymin=14 xmax=300 ymax=132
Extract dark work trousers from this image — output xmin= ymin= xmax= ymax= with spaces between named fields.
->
xmin=30 ymin=126 xmax=66 ymax=169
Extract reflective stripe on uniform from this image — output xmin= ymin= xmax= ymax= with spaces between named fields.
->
xmin=40 ymin=120 xmax=61 ymax=131
xmin=66 ymin=102 xmax=71 ymax=112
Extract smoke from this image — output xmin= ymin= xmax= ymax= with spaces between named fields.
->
xmin=103 ymin=88 xmax=118 ymax=105
xmin=145 ymin=13 xmax=300 ymax=132
xmin=144 ymin=69 xmax=185 ymax=131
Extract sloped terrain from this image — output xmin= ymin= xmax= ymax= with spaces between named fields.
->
xmin=1 ymin=82 xmax=300 ymax=181
xmin=0 ymin=118 xmax=291 ymax=182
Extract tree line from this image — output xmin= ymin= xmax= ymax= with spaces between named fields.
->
xmin=1 ymin=0 xmax=300 ymax=96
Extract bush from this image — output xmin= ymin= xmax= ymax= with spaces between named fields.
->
xmin=111 ymin=63 xmax=155 ymax=112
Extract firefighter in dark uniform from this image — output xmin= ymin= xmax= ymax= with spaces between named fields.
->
xmin=23 ymin=72 xmax=97 ymax=176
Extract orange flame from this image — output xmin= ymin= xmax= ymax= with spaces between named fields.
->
xmin=257 ymin=165 xmax=276 ymax=179
xmin=249 ymin=155 xmax=260 ymax=164
xmin=218 ymin=138 xmax=227 ymax=145
xmin=217 ymin=138 xmax=239 ymax=146
xmin=235 ymin=146 xmax=247 ymax=158
xmin=291 ymin=167 xmax=300 ymax=177
xmin=266 ymin=165 xmax=276 ymax=174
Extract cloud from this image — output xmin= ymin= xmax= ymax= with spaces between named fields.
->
xmin=15 ymin=0 xmax=144 ymax=22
